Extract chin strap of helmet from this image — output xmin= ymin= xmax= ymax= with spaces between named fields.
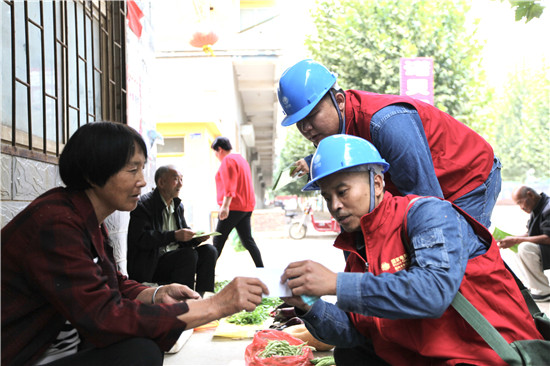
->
xmin=329 ymin=89 xmax=346 ymax=134
xmin=368 ymin=169 xmax=375 ymax=213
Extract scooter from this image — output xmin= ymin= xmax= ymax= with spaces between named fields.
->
xmin=288 ymin=203 xmax=340 ymax=239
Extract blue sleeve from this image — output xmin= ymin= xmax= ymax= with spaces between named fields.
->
xmin=370 ymin=104 xmax=443 ymax=198
xmin=336 ymin=198 xmax=486 ymax=319
xmin=299 ymin=299 xmax=368 ymax=347
xmin=303 ymin=154 xmax=313 ymax=167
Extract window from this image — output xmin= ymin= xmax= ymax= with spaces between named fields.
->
xmin=1 ymin=0 xmax=126 ymax=160
xmin=157 ymin=137 xmax=185 ymax=154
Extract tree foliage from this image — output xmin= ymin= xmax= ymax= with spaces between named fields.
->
xmin=488 ymin=64 xmax=550 ymax=181
xmin=304 ymin=0 xmax=487 ymax=125
xmin=274 ymin=0 xmax=549 ymax=195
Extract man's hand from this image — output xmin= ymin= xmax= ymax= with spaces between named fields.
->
xmin=291 ymin=159 xmax=310 ymax=178
xmin=281 ymin=294 xmax=311 ymax=312
xmin=175 ymin=228 xmax=195 ymax=242
xmin=498 ymin=236 xmax=524 ymax=249
xmin=281 ymin=260 xmax=337 ymax=298
xmin=196 ymin=235 xmax=210 ymax=243
xmin=155 ymin=283 xmax=200 ymax=305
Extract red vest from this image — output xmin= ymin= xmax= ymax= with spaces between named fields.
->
xmin=334 ymin=192 xmax=542 ymax=365
xmin=344 ymin=91 xmax=494 ymax=201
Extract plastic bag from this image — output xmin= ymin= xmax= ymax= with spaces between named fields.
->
xmin=245 ymin=329 xmax=314 ymax=366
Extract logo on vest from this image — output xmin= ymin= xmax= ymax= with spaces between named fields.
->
xmin=381 ymin=262 xmax=390 ymax=271
xmin=390 ymin=253 xmax=409 ymax=271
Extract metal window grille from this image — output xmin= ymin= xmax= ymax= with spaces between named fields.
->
xmin=1 ymin=0 xmax=126 ymax=163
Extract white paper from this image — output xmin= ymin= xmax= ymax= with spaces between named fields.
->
xmin=243 ymin=267 xmax=292 ymax=298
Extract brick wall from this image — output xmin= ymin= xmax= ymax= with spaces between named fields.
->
xmin=252 ymin=208 xmax=287 ymax=232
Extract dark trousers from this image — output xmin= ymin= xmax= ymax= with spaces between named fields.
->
xmin=333 ymin=341 xmax=390 ymax=366
xmin=213 ymin=210 xmax=264 ymax=267
xmin=43 ymin=338 xmax=163 ymax=366
xmin=153 ymin=244 xmax=217 ymax=292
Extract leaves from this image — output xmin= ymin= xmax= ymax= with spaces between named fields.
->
xmin=305 ymin=0 xmax=485 ymax=120
xmin=510 ymin=0 xmax=545 ymax=22
xmin=488 ymin=64 xmax=550 ymax=181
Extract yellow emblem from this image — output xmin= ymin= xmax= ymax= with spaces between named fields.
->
xmin=381 ymin=262 xmax=390 ymax=271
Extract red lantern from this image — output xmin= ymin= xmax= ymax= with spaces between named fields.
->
xmin=190 ymin=31 xmax=219 ymax=56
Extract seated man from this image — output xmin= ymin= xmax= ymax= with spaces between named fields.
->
xmin=128 ymin=165 xmax=217 ymax=294
xmin=281 ymin=135 xmax=542 ymax=366
xmin=498 ymin=185 xmax=550 ymax=302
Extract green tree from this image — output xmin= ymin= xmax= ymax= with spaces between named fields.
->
xmin=304 ymin=0 xmax=487 ymax=125
xmin=489 ymin=64 xmax=550 ymax=181
xmin=272 ymin=128 xmax=316 ymax=196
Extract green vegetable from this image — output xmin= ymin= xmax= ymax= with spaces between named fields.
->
xmin=227 ymin=308 xmax=270 ymax=325
xmin=258 ymin=340 xmax=314 ymax=358
xmin=260 ymin=296 xmax=283 ymax=309
xmin=311 ymin=355 xmax=335 ymax=365
xmin=226 ymin=297 xmax=282 ymax=325
xmin=214 ymin=280 xmax=230 ymax=293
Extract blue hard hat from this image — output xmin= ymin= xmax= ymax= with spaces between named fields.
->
xmin=302 ymin=135 xmax=390 ymax=191
xmin=278 ymin=59 xmax=338 ymax=127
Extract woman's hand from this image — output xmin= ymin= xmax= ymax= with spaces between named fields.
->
xmin=176 ymin=277 xmax=269 ymax=329
xmin=156 ymin=283 xmax=200 ymax=304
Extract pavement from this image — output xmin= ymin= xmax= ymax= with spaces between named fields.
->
xmin=163 ymin=204 xmax=550 ymax=365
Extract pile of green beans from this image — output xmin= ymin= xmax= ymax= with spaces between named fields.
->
xmin=257 ymin=340 xmax=314 ymax=358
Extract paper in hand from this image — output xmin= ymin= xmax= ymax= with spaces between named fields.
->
xmin=271 ymin=165 xmax=305 ymax=191
xmin=248 ymin=267 xmax=292 ymax=298
xmin=192 ymin=231 xmax=221 ymax=239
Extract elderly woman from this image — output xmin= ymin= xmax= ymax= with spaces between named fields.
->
xmin=2 ymin=122 xmax=267 ymax=366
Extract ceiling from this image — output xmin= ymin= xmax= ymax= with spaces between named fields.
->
xmin=233 ymin=58 xmax=280 ymax=188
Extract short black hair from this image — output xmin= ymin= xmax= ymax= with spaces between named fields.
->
xmin=59 ymin=121 xmax=147 ymax=190
xmin=211 ymin=136 xmax=232 ymax=151
xmin=154 ymin=165 xmax=174 ymax=186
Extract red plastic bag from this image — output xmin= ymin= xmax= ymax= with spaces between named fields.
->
xmin=245 ymin=329 xmax=314 ymax=366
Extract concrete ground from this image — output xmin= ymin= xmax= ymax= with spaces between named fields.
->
xmin=163 ymin=204 xmax=550 ymax=365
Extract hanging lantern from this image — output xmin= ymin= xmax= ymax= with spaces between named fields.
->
xmin=190 ymin=31 xmax=219 ymax=56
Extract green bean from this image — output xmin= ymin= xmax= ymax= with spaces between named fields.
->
xmin=258 ymin=340 xmax=314 ymax=358
xmin=311 ymin=355 xmax=335 ymax=365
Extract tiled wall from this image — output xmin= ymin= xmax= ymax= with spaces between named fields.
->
xmin=1 ymin=153 xmax=130 ymax=275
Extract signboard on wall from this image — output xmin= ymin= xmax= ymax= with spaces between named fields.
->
xmin=400 ymin=57 xmax=434 ymax=105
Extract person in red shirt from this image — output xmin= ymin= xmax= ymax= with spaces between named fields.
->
xmin=1 ymin=122 xmax=268 ymax=366
xmin=211 ymin=137 xmax=264 ymax=267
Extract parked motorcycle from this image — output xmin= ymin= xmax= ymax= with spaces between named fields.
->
xmin=288 ymin=203 xmax=340 ymax=239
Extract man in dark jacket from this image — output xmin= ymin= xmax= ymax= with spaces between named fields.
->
xmin=128 ymin=165 xmax=217 ymax=293
xmin=498 ymin=186 xmax=550 ymax=302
